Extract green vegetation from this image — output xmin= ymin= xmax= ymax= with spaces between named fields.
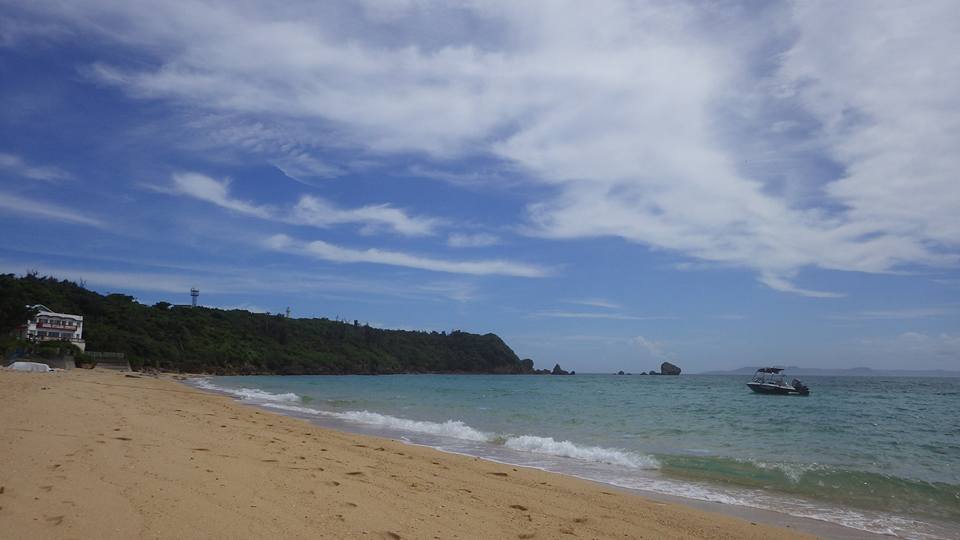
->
xmin=0 ymin=273 xmax=538 ymax=375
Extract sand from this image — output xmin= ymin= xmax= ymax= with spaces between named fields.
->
xmin=0 ymin=369 xmax=821 ymax=539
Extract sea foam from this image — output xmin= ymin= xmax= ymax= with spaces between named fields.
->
xmin=192 ymin=378 xmax=301 ymax=403
xmin=259 ymin=402 xmax=658 ymax=469
xmin=503 ymin=435 xmax=660 ymax=469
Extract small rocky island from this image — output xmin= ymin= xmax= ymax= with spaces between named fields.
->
xmin=643 ymin=361 xmax=682 ymax=376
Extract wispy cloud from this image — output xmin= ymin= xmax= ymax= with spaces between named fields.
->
xmin=632 ymin=335 xmax=668 ymax=360
xmin=12 ymin=1 xmax=960 ymax=297
xmin=293 ymin=195 xmax=437 ymax=237
xmin=827 ymin=307 xmax=952 ymax=321
xmin=0 ymin=191 xmax=103 ymax=227
xmin=265 ymin=234 xmax=548 ymax=278
xmin=758 ymin=274 xmax=846 ymax=299
xmin=0 ymin=265 xmax=199 ymax=294
xmin=413 ymin=281 xmax=479 ymax=302
xmin=564 ymin=298 xmax=621 ymax=309
xmin=447 ymin=232 xmax=499 ymax=248
xmin=0 ymin=258 xmax=492 ymax=304
xmin=164 ymin=172 xmax=438 ymax=236
xmin=530 ymin=311 xmax=675 ymax=321
xmin=711 ymin=314 xmax=747 ymax=320
xmin=852 ymin=332 xmax=960 ymax=364
xmin=0 ymin=152 xmax=72 ymax=181
xmin=169 ymin=172 xmax=272 ymax=218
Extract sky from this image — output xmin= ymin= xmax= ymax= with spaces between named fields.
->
xmin=1 ymin=0 xmax=958 ymax=373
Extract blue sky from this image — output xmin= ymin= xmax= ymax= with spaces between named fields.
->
xmin=1 ymin=0 xmax=958 ymax=373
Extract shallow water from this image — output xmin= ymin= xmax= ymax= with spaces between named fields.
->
xmin=193 ymin=374 xmax=960 ymax=539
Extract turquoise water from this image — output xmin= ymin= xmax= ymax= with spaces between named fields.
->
xmin=194 ymin=374 xmax=960 ymax=539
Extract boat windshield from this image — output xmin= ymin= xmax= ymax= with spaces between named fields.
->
xmin=752 ymin=372 xmax=788 ymax=385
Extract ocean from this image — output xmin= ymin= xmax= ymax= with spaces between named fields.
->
xmin=191 ymin=374 xmax=960 ymax=539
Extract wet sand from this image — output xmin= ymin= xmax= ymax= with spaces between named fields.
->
xmin=0 ymin=369 xmax=825 ymax=539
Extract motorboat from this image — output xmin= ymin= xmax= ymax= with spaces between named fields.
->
xmin=747 ymin=367 xmax=810 ymax=395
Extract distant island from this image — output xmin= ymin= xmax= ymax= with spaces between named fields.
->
xmin=0 ymin=274 xmax=552 ymax=375
xmin=701 ymin=366 xmax=960 ymax=377
xmin=629 ymin=361 xmax=682 ymax=375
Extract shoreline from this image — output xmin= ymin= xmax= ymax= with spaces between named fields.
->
xmin=0 ymin=369 xmax=871 ymax=539
xmin=190 ymin=377 xmax=887 ymax=540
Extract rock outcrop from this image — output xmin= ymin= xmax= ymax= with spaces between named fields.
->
xmin=551 ymin=363 xmax=571 ymax=375
xmin=659 ymin=362 xmax=681 ymax=375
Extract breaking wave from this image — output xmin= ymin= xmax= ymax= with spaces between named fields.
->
xmin=191 ymin=379 xmax=658 ymax=469
xmin=191 ymin=378 xmax=301 ymax=403
xmin=503 ymin=435 xmax=659 ymax=469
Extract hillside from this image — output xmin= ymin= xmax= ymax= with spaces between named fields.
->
xmin=0 ymin=274 xmax=537 ymax=375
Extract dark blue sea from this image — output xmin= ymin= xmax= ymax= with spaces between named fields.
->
xmin=193 ymin=374 xmax=960 ymax=539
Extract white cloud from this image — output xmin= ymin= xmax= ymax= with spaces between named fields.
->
xmin=293 ymin=195 xmax=437 ymax=236
xmin=758 ymin=273 xmax=846 ymax=299
xmin=564 ymin=298 xmax=620 ymax=309
xmin=265 ymin=233 xmax=548 ymax=277
xmin=0 ymin=265 xmax=199 ymax=294
xmin=531 ymin=311 xmax=673 ymax=321
xmin=632 ymin=335 xmax=667 ymax=360
xmin=414 ymin=281 xmax=479 ymax=302
xmin=15 ymin=1 xmax=960 ymax=295
xmin=166 ymin=172 xmax=437 ymax=236
xmin=0 ymin=191 xmax=102 ymax=227
xmin=853 ymin=332 xmax=960 ymax=367
xmin=0 ymin=152 xmax=72 ymax=181
xmin=827 ymin=307 xmax=952 ymax=321
xmin=0 ymin=14 xmax=70 ymax=47
xmin=447 ymin=232 xmax=499 ymax=248
xmin=0 ymin=258 xmax=493 ymax=304
xmin=171 ymin=172 xmax=272 ymax=218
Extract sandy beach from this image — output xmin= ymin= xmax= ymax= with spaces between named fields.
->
xmin=0 ymin=369 xmax=822 ymax=539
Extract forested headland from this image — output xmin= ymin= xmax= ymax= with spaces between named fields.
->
xmin=0 ymin=274 xmax=541 ymax=375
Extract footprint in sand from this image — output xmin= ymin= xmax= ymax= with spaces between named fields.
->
xmin=382 ymin=532 xmax=401 ymax=540
xmin=488 ymin=472 xmax=509 ymax=477
xmin=509 ymin=504 xmax=528 ymax=511
xmin=45 ymin=515 xmax=64 ymax=526
xmin=39 ymin=486 xmax=53 ymax=492
xmin=345 ymin=471 xmax=364 ymax=476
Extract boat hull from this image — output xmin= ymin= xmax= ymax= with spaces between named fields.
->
xmin=747 ymin=382 xmax=806 ymax=395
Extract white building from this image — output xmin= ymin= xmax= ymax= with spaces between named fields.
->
xmin=18 ymin=304 xmax=86 ymax=352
